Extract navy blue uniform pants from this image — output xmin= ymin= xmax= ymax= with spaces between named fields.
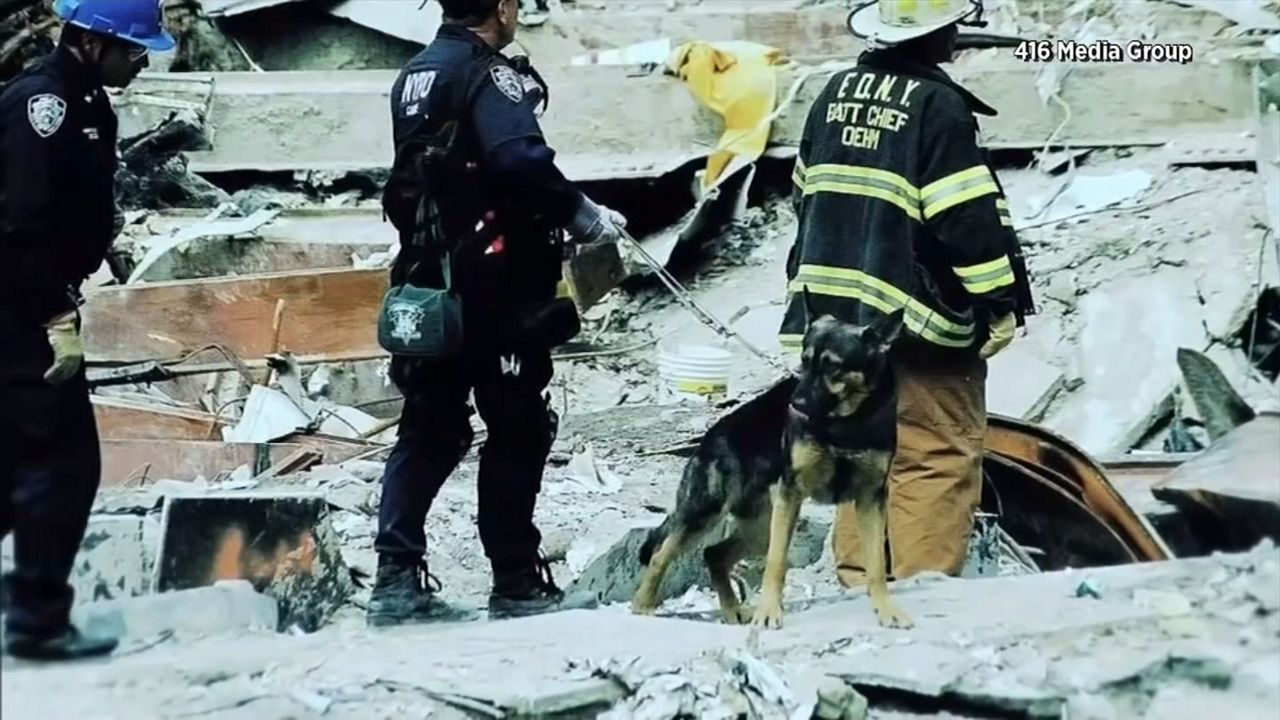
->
xmin=375 ymin=344 xmax=556 ymax=575
xmin=0 ymin=370 xmax=101 ymax=638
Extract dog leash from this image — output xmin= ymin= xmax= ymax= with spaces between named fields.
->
xmin=617 ymin=229 xmax=797 ymax=377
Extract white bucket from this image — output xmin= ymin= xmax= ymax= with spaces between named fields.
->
xmin=656 ymin=344 xmax=732 ymax=402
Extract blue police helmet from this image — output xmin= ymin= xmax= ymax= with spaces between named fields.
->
xmin=54 ymin=0 xmax=177 ymax=53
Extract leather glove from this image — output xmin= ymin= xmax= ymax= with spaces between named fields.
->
xmin=978 ymin=312 xmax=1016 ymax=360
xmin=567 ymin=195 xmax=626 ymax=245
xmin=44 ymin=311 xmax=85 ymax=385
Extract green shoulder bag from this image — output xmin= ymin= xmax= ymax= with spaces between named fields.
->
xmin=376 ymin=253 xmax=463 ymax=359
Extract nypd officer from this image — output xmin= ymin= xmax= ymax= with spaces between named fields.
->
xmin=369 ymin=0 xmax=626 ymax=626
xmin=0 ymin=0 xmax=174 ymax=660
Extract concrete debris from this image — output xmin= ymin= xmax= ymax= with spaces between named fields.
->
xmin=115 ymin=109 xmax=228 ymax=211
xmin=9 ymin=5 xmax=1280 ymax=718
xmin=72 ymin=515 xmax=153 ymax=604
xmin=1165 ymin=0 xmax=1280 ymax=32
xmin=568 ymin=512 xmax=829 ymax=607
xmin=593 ymin=649 xmax=814 ymax=720
xmin=1022 ymin=170 xmax=1154 ymax=228
xmin=986 ymin=343 xmax=1067 ymax=420
xmin=1177 ymin=347 xmax=1259 ymax=441
xmin=1153 ymin=412 xmax=1280 ymax=550
xmin=71 ymin=580 xmax=279 ymax=643
xmin=124 ymin=205 xmax=281 ymax=283
xmin=573 ymin=38 xmax=673 ymax=67
xmin=557 ymin=444 xmax=625 ymax=494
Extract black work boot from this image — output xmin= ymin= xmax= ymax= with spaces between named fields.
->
xmin=366 ymin=559 xmax=475 ymax=627
xmin=488 ymin=555 xmax=600 ymax=620
xmin=4 ymin=626 xmax=117 ymax=661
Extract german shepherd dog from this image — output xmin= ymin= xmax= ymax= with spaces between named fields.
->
xmin=632 ymin=291 xmax=912 ymax=629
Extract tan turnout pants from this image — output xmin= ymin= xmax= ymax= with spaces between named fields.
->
xmin=833 ymin=345 xmax=987 ymax=587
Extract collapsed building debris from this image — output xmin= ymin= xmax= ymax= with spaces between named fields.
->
xmin=1153 ymin=412 xmax=1280 ymax=552
xmin=3 ymin=1 xmax=1280 ymax=716
xmin=6 ymin=544 xmax=1277 ymax=717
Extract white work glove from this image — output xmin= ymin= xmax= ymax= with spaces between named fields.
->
xmin=568 ymin=195 xmax=626 ymax=245
xmin=44 ymin=311 xmax=85 ymax=385
xmin=978 ymin=312 xmax=1016 ymax=360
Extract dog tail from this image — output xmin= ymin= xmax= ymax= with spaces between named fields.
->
xmin=638 ymin=516 xmax=672 ymax=566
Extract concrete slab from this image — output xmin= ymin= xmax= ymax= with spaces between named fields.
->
xmin=1047 ymin=272 xmax=1212 ymax=455
xmin=1153 ymin=413 xmax=1280 ymax=549
xmin=569 ymin=513 xmax=830 ymax=607
xmin=986 ymin=343 xmax=1066 ymax=420
xmin=117 ymin=57 xmax=1258 ymax=177
xmin=5 ymin=548 xmax=1277 ymax=719
xmin=70 ymin=580 xmax=279 ymax=642
xmin=72 ymin=515 xmax=150 ymax=604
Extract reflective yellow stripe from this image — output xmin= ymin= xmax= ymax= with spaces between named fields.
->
xmin=921 ymin=165 xmax=999 ymax=219
xmin=953 ymin=256 xmax=1010 ymax=278
xmin=778 ymin=333 xmax=804 ymax=352
xmin=964 ymin=273 xmax=1015 ymax=294
xmin=806 ymin=164 xmax=919 ymax=196
xmin=925 ymin=182 xmax=999 ymax=218
xmin=789 ymin=280 xmax=972 ymax=348
xmin=803 ymin=181 xmax=921 ymax=221
xmin=920 ymin=165 xmax=988 ymax=198
xmin=953 ymin=256 xmax=1015 ymax=295
xmin=798 ymin=164 xmax=922 ymax=221
xmin=996 ymin=198 xmax=1014 ymax=227
xmin=792 ymin=157 xmax=806 ymax=188
xmin=789 ymin=264 xmax=975 ymax=348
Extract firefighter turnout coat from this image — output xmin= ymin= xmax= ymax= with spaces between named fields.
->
xmin=780 ymin=49 xmax=1034 ymax=353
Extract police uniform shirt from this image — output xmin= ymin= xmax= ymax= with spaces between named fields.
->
xmin=388 ymin=23 xmax=580 ymax=233
xmin=0 ymin=44 xmax=119 ymax=326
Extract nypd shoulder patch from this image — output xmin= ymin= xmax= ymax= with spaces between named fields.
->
xmin=490 ymin=66 xmax=525 ymax=104
xmin=27 ymin=94 xmax=67 ymax=139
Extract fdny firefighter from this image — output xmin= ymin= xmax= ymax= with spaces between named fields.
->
xmin=369 ymin=0 xmax=624 ymax=626
xmin=0 ymin=0 xmax=174 ymax=660
xmin=780 ymin=0 xmax=1036 ymax=586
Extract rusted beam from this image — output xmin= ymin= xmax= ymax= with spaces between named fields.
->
xmin=985 ymin=414 xmax=1173 ymax=562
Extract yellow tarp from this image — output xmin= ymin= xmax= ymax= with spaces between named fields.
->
xmin=666 ymin=41 xmax=785 ymax=189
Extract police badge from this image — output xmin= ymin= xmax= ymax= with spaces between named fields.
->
xmin=387 ymin=302 xmax=427 ymax=344
xmin=27 ymin=94 xmax=67 ymax=139
xmin=490 ymin=66 xmax=525 ymax=104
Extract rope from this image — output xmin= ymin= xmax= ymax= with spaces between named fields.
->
xmin=618 ymin=229 xmax=795 ymax=377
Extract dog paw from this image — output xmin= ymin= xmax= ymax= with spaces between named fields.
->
xmin=721 ymin=605 xmax=753 ymax=625
xmin=872 ymin=599 xmax=914 ymax=629
xmin=751 ymin=604 xmax=784 ymax=629
xmin=630 ymin=603 xmax=657 ymax=616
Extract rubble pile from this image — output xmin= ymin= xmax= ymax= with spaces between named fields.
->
xmin=2 ymin=0 xmax=1279 ymax=717
xmin=0 ymin=0 xmax=56 ymax=81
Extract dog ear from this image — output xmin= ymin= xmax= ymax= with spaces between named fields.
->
xmin=801 ymin=285 xmax=816 ymax=325
xmin=866 ymin=308 xmax=906 ymax=351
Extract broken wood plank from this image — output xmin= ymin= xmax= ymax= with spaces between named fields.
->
xmin=101 ymin=439 xmax=307 ymax=488
xmin=251 ymin=448 xmax=324 ymax=482
xmin=92 ymin=396 xmax=228 ymax=441
xmin=120 ymin=55 xmax=1260 ymax=179
xmin=82 ymin=268 xmax=388 ymax=364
